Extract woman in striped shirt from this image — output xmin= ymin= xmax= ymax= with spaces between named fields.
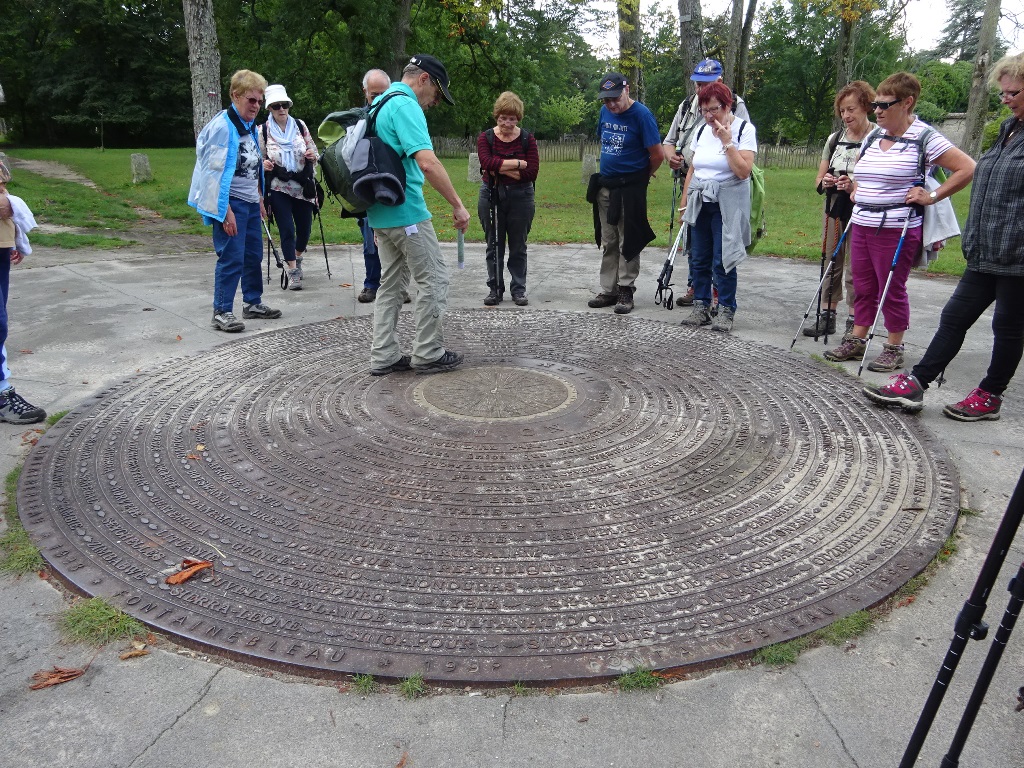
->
xmin=824 ymin=72 xmax=974 ymax=373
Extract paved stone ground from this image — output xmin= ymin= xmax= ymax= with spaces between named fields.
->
xmin=1 ymin=212 xmax=1023 ymax=766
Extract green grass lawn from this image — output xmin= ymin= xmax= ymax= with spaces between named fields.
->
xmin=6 ymin=147 xmax=969 ymax=276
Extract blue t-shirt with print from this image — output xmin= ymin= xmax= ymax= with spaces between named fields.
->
xmin=367 ymin=83 xmax=434 ymax=229
xmin=598 ymin=101 xmax=661 ymax=177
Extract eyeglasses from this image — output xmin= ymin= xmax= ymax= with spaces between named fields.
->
xmin=700 ymin=104 xmax=723 ymax=115
xmin=1000 ymin=89 xmax=1022 ymax=100
xmin=244 ymin=96 xmax=262 ymax=106
xmin=601 ymin=94 xmax=623 ymax=104
xmin=870 ymin=98 xmax=902 ymax=110
xmin=269 ymin=103 xmax=289 ymax=110
xmin=496 ymin=115 xmax=519 ymax=123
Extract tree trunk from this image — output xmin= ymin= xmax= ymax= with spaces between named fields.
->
xmin=832 ymin=17 xmax=855 ymax=133
xmin=960 ymin=0 xmax=1001 ymax=156
xmin=723 ymin=0 xmax=744 ymax=85
xmin=677 ymin=0 xmax=703 ymax=72
xmin=734 ymin=0 xmax=758 ymax=95
xmin=389 ymin=0 xmax=414 ymax=80
xmin=617 ymin=0 xmax=643 ymax=101
xmin=182 ymin=0 xmax=221 ymax=140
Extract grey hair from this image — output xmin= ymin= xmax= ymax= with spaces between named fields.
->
xmin=403 ymin=64 xmax=426 ymax=79
xmin=362 ymin=69 xmax=391 ymax=90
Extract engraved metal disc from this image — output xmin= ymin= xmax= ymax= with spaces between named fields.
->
xmin=19 ymin=310 xmax=958 ymax=682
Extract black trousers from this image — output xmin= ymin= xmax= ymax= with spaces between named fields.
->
xmin=913 ymin=269 xmax=1024 ymax=396
xmin=478 ymin=183 xmax=535 ymax=296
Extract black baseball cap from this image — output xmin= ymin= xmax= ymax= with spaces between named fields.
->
xmin=599 ymin=72 xmax=628 ymax=99
xmin=408 ymin=54 xmax=455 ymax=106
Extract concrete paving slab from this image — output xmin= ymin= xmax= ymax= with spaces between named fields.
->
xmin=1 ymin=238 xmax=1023 ymax=768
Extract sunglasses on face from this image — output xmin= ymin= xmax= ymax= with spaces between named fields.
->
xmin=269 ymin=103 xmax=289 ymax=110
xmin=870 ymin=98 xmax=902 ymax=110
xmin=244 ymin=96 xmax=262 ymax=106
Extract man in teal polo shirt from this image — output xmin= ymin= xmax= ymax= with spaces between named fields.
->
xmin=367 ymin=53 xmax=471 ymax=376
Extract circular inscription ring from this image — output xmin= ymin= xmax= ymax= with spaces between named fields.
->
xmin=19 ymin=310 xmax=958 ymax=682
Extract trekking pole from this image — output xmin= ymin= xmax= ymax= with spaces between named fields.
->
xmin=820 ymin=216 xmax=841 ymax=345
xmin=790 ymin=217 xmax=854 ymax=350
xmin=857 ymin=210 xmax=918 ymax=377
xmin=898 ymin=466 xmax=1024 ymax=767
xmin=489 ymin=178 xmax=504 ymax=298
xmin=313 ymin=203 xmax=332 ymax=280
xmin=655 ymin=220 xmax=686 ymax=309
xmin=262 ymin=218 xmax=289 ymax=290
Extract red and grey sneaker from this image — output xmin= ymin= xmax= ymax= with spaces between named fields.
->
xmin=863 ymin=373 xmax=925 ymax=411
xmin=943 ymin=388 xmax=1001 ymax=422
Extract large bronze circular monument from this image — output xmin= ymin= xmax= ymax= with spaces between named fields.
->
xmin=19 ymin=310 xmax=958 ymax=682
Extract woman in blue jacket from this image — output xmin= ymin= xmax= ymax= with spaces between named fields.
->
xmin=188 ymin=69 xmax=282 ymax=332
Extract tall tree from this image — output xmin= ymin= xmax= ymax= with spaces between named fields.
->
xmin=724 ymin=0 xmax=744 ymax=84
xmin=183 ymin=0 xmax=221 ymax=138
xmin=735 ymin=0 xmax=759 ymax=94
xmin=935 ymin=0 xmax=988 ymax=61
xmin=618 ymin=0 xmax=644 ymax=100
xmin=960 ymin=0 xmax=1002 ymax=156
xmin=677 ymin=0 xmax=703 ymax=71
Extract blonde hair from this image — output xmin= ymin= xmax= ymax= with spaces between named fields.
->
xmin=493 ymin=92 xmax=524 ymax=121
xmin=229 ymin=70 xmax=268 ymax=98
xmin=989 ymin=53 xmax=1024 ymax=88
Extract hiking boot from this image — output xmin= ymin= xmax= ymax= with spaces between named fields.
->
xmin=943 ymin=388 xmax=1002 ymax=422
xmin=212 ymin=310 xmax=244 ymax=333
xmin=845 ymin=316 xmax=855 ymax=335
xmin=402 ymin=291 xmax=412 ymax=304
xmin=242 ymin=302 xmax=282 ymax=319
xmin=358 ymin=288 xmax=377 ymax=303
xmin=512 ymin=292 xmax=529 ymax=306
xmin=677 ymin=286 xmax=695 ymax=306
xmin=0 ymin=387 xmax=46 ymax=425
xmin=414 ymin=349 xmax=464 ymax=375
xmin=484 ymin=289 xmax=502 ymax=306
xmin=803 ymin=310 xmax=837 ymax=337
xmin=680 ymin=300 xmax=712 ymax=327
xmin=288 ymin=267 xmax=302 ymax=290
xmin=824 ymin=335 xmax=865 ymax=362
xmin=588 ymin=292 xmax=617 ymax=308
xmin=712 ymin=307 xmax=735 ymax=333
xmin=863 ymin=373 xmax=925 ymax=411
xmin=370 ymin=354 xmax=413 ymax=377
xmin=613 ymin=286 xmax=635 ymax=315
xmin=867 ymin=343 xmax=905 ymax=372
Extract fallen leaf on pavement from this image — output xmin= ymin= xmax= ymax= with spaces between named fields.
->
xmin=29 ymin=665 xmax=87 ymax=690
xmin=119 ymin=648 xmax=150 ymax=660
xmin=19 ymin=349 xmax=32 ymax=354
xmin=176 ymin=335 xmax=182 ymax=341
xmin=395 ymin=753 xmax=409 ymax=768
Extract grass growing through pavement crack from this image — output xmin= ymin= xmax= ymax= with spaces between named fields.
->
xmin=0 ymin=466 xmax=44 ymax=574
xmin=352 ymin=673 xmax=378 ymax=695
xmin=616 ymin=667 xmax=662 ymax=691
xmin=59 ymin=597 xmax=146 ymax=645
xmin=399 ymin=672 xmax=426 ymax=699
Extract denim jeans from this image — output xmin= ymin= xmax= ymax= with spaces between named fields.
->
xmin=478 ymin=183 xmax=535 ymax=296
xmin=912 ymin=270 xmax=1024 ymax=396
xmin=689 ymin=201 xmax=738 ymax=311
xmin=212 ymin=198 xmax=264 ymax=312
xmin=268 ymin=190 xmax=313 ymax=262
xmin=358 ymin=215 xmax=381 ymax=290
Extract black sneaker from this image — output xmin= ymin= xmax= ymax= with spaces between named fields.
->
xmin=212 ymin=310 xmax=244 ymax=332
xmin=414 ymin=349 xmax=464 ymax=375
xmin=370 ymin=355 xmax=413 ymax=377
xmin=242 ymin=302 xmax=282 ymax=319
xmin=588 ymin=292 xmax=618 ymax=308
xmin=512 ymin=292 xmax=529 ymax=306
xmin=484 ymin=290 xmax=502 ymax=306
xmin=0 ymin=387 xmax=46 ymax=425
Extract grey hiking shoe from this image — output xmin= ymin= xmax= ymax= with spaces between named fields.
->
xmin=588 ymin=292 xmax=618 ymax=308
xmin=288 ymin=268 xmax=302 ymax=290
xmin=370 ymin=354 xmax=413 ymax=377
xmin=867 ymin=342 xmax=905 ymax=372
xmin=680 ymin=301 xmax=712 ymax=327
xmin=824 ymin=335 xmax=865 ymax=362
xmin=863 ymin=373 xmax=925 ymax=411
xmin=358 ymin=288 xmax=376 ymax=303
xmin=414 ymin=349 xmax=464 ymax=375
xmin=0 ymin=387 xmax=46 ymax=424
xmin=803 ymin=310 xmax=836 ymax=336
xmin=712 ymin=307 xmax=735 ymax=333
xmin=242 ymin=302 xmax=282 ymax=319
xmin=613 ymin=286 xmax=635 ymax=315
xmin=212 ymin=310 xmax=244 ymax=332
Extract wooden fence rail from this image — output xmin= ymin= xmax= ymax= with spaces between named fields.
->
xmin=433 ymin=136 xmax=821 ymax=171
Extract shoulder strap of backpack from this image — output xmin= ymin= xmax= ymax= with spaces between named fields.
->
xmin=520 ymin=129 xmax=530 ymax=155
xmin=485 ymin=127 xmax=495 ymax=149
xmin=857 ymin=126 xmax=883 ymax=161
xmin=367 ymin=91 xmax=409 ymax=135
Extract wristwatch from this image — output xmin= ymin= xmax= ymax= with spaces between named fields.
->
xmin=929 ymin=190 xmax=938 ymax=202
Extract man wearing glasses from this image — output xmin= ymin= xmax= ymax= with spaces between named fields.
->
xmin=587 ymin=72 xmax=662 ymax=315
xmin=365 ymin=54 xmax=470 ymax=376
xmin=188 ymin=69 xmax=283 ymax=333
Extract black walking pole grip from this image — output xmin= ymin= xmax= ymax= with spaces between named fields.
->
xmin=899 ymin=466 xmax=1024 ymax=767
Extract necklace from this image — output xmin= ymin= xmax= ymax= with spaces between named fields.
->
xmin=1006 ymin=120 xmax=1022 ymax=143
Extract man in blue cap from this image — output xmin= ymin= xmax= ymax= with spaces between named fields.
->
xmin=587 ymin=72 xmax=662 ymax=315
xmin=365 ymin=54 xmax=470 ymax=376
xmin=661 ymin=58 xmax=750 ymax=305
